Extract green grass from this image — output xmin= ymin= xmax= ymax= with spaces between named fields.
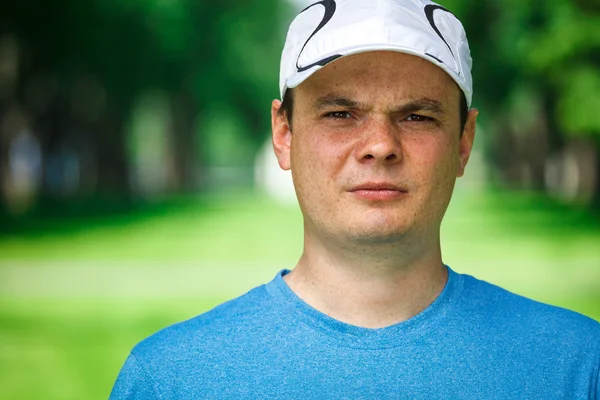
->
xmin=0 ymin=298 xmax=216 ymax=400
xmin=0 ymin=188 xmax=599 ymax=400
xmin=0 ymin=193 xmax=304 ymax=261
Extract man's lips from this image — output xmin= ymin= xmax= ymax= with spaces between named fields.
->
xmin=348 ymin=183 xmax=408 ymax=201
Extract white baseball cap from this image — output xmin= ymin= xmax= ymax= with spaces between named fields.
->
xmin=279 ymin=0 xmax=473 ymax=106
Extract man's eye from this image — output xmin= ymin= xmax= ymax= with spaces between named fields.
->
xmin=405 ymin=114 xmax=432 ymax=122
xmin=324 ymin=111 xmax=352 ymax=119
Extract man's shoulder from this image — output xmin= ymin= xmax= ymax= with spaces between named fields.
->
xmin=459 ymin=272 xmax=600 ymax=345
xmin=131 ymin=283 xmax=277 ymax=362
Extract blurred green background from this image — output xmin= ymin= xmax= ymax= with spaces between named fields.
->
xmin=0 ymin=0 xmax=599 ymax=399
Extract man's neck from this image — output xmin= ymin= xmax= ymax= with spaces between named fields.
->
xmin=283 ymin=234 xmax=448 ymax=329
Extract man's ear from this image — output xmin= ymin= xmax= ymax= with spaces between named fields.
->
xmin=457 ymin=108 xmax=478 ymax=178
xmin=271 ymin=99 xmax=292 ymax=171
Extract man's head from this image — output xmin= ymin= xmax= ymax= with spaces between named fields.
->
xmin=271 ymin=0 xmax=477 ymax=252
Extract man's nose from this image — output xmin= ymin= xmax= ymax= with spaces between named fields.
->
xmin=354 ymin=119 xmax=403 ymax=164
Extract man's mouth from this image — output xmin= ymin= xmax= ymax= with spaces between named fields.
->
xmin=349 ymin=182 xmax=408 ymax=201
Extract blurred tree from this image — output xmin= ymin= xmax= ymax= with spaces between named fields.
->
xmin=444 ymin=0 xmax=600 ymax=207
xmin=0 ymin=0 xmax=288 ymax=213
xmin=3 ymin=0 xmax=597 ymax=213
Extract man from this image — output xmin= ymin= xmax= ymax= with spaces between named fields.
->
xmin=110 ymin=0 xmax=600 ymax=398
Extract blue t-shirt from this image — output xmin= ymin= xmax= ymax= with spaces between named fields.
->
xmin=110 ymin=267 xmax=600 ymax=399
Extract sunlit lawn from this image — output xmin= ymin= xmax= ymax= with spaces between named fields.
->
xmin=0 ymin=188 xmax=599 ymax=400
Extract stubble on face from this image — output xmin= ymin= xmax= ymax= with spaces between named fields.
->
xmin=286 ymin=51 xmax=471 ymax=253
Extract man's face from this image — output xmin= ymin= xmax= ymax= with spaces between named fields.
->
xmin=272 ymin=51 xmax=477 ymax=248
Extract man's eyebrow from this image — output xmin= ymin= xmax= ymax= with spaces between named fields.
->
xmin=391 ymin=98 xmax=446 ymax=115
xmin=313 ymin=95 xmax=366 ymax=110
xmin=313 ymin=95 xmax=446 ymax=115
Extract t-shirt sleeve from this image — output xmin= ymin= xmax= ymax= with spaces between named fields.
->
xmin=109 ymin=353 xmax=158 ymax=400
xmin=596 ymin=361 xmax=600 ymax=400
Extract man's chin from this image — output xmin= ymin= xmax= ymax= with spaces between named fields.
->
xmin=342 ymin=226 xmax=410 ymax=245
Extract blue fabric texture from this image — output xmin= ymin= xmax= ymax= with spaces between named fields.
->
xmin=110 ymin=267 xmax=600 ymax=399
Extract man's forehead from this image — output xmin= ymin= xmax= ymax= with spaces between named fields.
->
xmin=295 ymin=51 xmax=460 ymax=109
